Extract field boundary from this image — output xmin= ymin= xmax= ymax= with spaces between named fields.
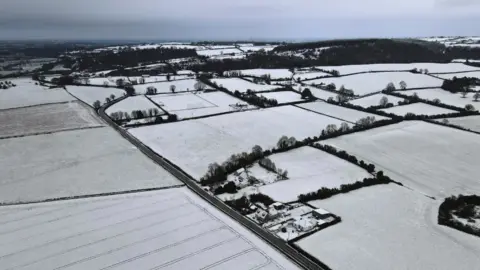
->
xmin=0 ymin=125 xmax=105 ymax=140
xmin=0 ymin=101 xmax=74 ymax=112
xmin=0 ymin=185 xmax=185 ymax=206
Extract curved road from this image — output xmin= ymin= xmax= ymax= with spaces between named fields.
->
xmin=98 ymin=100 xmax=327 ymax=270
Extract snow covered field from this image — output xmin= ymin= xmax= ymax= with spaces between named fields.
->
xmin=349 ymin=93 xmax=405 ymax=108
xmin=197 ymin=48 xmax=243 ymax=56
xmin=397 ymin=88 xmax=478 ymax=108
xmin=130 ymin=106 xmax=344 ymax=180
xmin=106 ymin=96 xmax=159 ymax=114
xmin=88 ymin=77 xmax=128 ymax=87
xmin=293 ymin=71 xmax=332 ymax=81
xmin=239 ymin=45 xmax=277 ymax=52
xmin=211 ymin=78 xmax=278 ymax=93
xmin=235 ymin=69 xmax=293 ymax=80
xmin=301 ymin=86 xmax=337 ymax=100
xmin=315 ymin=63 xmax=479 ymax=75
xmin=298 ymin=101 xmax=388 ymax=123
xmin=259 ymin=147 xmax=371 ymax=202
xmin=437 ymin=115 xmax=480 ymax=132
xmin=259 ymin=91 xmax=303 ymax=104
xmin=307 ymin=72 xmax=443 ymax=96
xmin=297 ymin=184 xmax=480 ymax=270
xmin=0 ymin=127 xmax=181 ymax=203
xmin=325 ymin=121 xmax=480 ymax=198
xmin=66 ymin=86 xmax=125 ymax=106
xmin=379 ymin=102 xmax=457 ymax=116
xmin=135 ymin=79 xmax=204 ymax=94
xmin=0 ymin=78 xmax=75 ymax=110
xmin=150 ymin=91 xmax=254 ymax=119
xmin=432 ymin=71 xmax=480 ymax=80
xmin=0 ymin=187 xmax=296 ymax=270
xmin=0 ymin=102 xmax=103 ymax=138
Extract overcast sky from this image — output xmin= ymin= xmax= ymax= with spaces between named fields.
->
xmin=1 ymin=0 xmax=480 ymax=40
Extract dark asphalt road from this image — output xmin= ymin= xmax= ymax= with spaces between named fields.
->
xmin=98 ymin=99 xmax=326 ymax=270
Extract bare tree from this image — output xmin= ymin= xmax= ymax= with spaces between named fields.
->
xmin=465 ymin=104 xmax=476 ymax=111
xmin=462 ymin=89 xmax=468 ymax=98
xmin=194 ymin=81 xmax=206 ymax=91
xmin=399 ymin=81 xmax=407 ymax=90
xmin=170 ymin=85 xmax=176 ymax=93
xmin=93 ymin=100 xmax=101 ymax=109
xmin=432 ymin=98 xmax=441 ymax=104
xmin=109 ymin=94 xmax=115 ymax=100
xmin=325 ymin=124 xmax=338 ymax=134
xmin=474 ymin=92 xmax=480 ymax=102
xmin=379 ymin=96 xmax=389 ymax=107
xmin=442 ymin=119 xmax=449 ymax=124
xmin=251 ymin=145 xmax=263 ymax=157
xmin=336 ymin=94 xmax=348 ymax=103
xmin=339 ymin=122 xmax=350 ymax=132
xmin=385 ymin=82 xmax=396 ymax=92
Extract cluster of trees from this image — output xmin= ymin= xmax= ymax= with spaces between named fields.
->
xmin=0 ymin=80 xmax=15 ymax=89
xmin=258 ymin=157 xmax=288 ymax=180
xmin=67 ymin=47 xmax=197 ymax=71
xmin=298 ymin=175 xmax=392 ymax=202
xmin=224 ymin=196 xmax=251 ymax=214
xmin=311 ymin=144 xmax=376 ymax=173
xmin=249 ymin=193 xmax=275 ymax=207
xmin=231 ymin=90 xmax=278 ymax=107
xmin=109 ymin=108 xmax=174 ymax=123
xmin=326 ymin=98 xmax=401 ymax=119
xmin=200 ymin=145 xmax=267 ymax=186
xmin=213 ymin=181 xmax=237 ymax=195
xmin=301 ymin=88 xmax=314 ymax=100
xmin=438 ymin=195 xmax=480 ymax=238
xmin=441 ymin=77 xmax=479 ymax=93
xmin=92 ymin=94 xmax=117 ymax=109
xmin=386 ymin=91 xmax=476 ymax=112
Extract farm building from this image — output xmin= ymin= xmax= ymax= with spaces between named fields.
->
xmin=312 ymin=208 xmax=332 ymax=220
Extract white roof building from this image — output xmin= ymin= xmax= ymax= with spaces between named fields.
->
xmin=293 ymin=217 xmax=316 ymax=232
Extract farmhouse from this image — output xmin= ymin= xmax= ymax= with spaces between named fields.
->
xmin=293 ymin=217 xmax=316 ymax=232
xmin=312 ymin=208 xmax=332 ymax=220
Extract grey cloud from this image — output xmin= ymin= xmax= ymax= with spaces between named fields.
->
xmin=0 ymin=0 xmax=480 ymax=40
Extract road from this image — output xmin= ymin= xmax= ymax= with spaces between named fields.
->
xmin=98 ymin=101 xmax=327 ymax=270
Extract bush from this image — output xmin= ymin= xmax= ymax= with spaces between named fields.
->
xmin=249 ymin=193 xmax=275 ymax=206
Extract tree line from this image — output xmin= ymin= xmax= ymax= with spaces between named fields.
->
xmin=200 ymin=117 xmax=400 ymax=187
xmin=438 ymin=195 xmax=480 ymax=238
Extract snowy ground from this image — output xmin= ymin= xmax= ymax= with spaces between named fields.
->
xmin=314 ymin=63 xmax=479 ymax=75
xmin=452 ymin=59 xmax=480 ymax=63
xmin=259 ymin=91 xmax=303 ymax=104
xmin=211 ymin=78 xmax=278 ymax=93
xmin=259 ymin=146 xmax=371 ymax=203
xmin=297 ymin=101 xmax=389 ymax=123
xmin=379 ymin=102 xmax=457 ymax=116
xmin=66 ymin=86 xmax=125 ymax=106
xmin=130 ymin=106 xmax=344 ymax=180
xmin=297 ymin=184 xmax=480 ymax=270
xmin=106 ymin=96 xmax=159 ymax=115
xmin=239 ymin=45 xmax=277 ymax=52
xmin=349 ymin=93 xmax=405 ymax=108
xmin=0 ymin=127 xmax=181 ymax=203
xmin=197 ymin=48 xmax=243 ymax=56
xmin=235 ymin=69 xmax=293 ymax=80
xmin=432 ymin=71 xmax=480 ymax=80
xmin=88 ymin=77 xmax=128 ymax=87
xmin=149 ymin=91 xmax=254 ymax=119
xmin=0 ymin=102 xmax=103 ymax=139
xmin=0 ymin=187 xmax=296 ymax=270
xmin=135 ymin=79 xmax=203 ymax=94
xmin=437 ymin=115 xmax=480 ymax=132
xmin=300 ymin=85 xmax=337 ymax=100
xmin=0 ymin=78 xmax=75 ymax=110
xmin=293 ymin=71 xmax=332 ymax=81
xmin=325 ymin=121 xmax=480 ymax=198
xmin=397 ymin=88 xmax=478 ymax=109
xmin=307 ymin=72 xmax=443 ymax=96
